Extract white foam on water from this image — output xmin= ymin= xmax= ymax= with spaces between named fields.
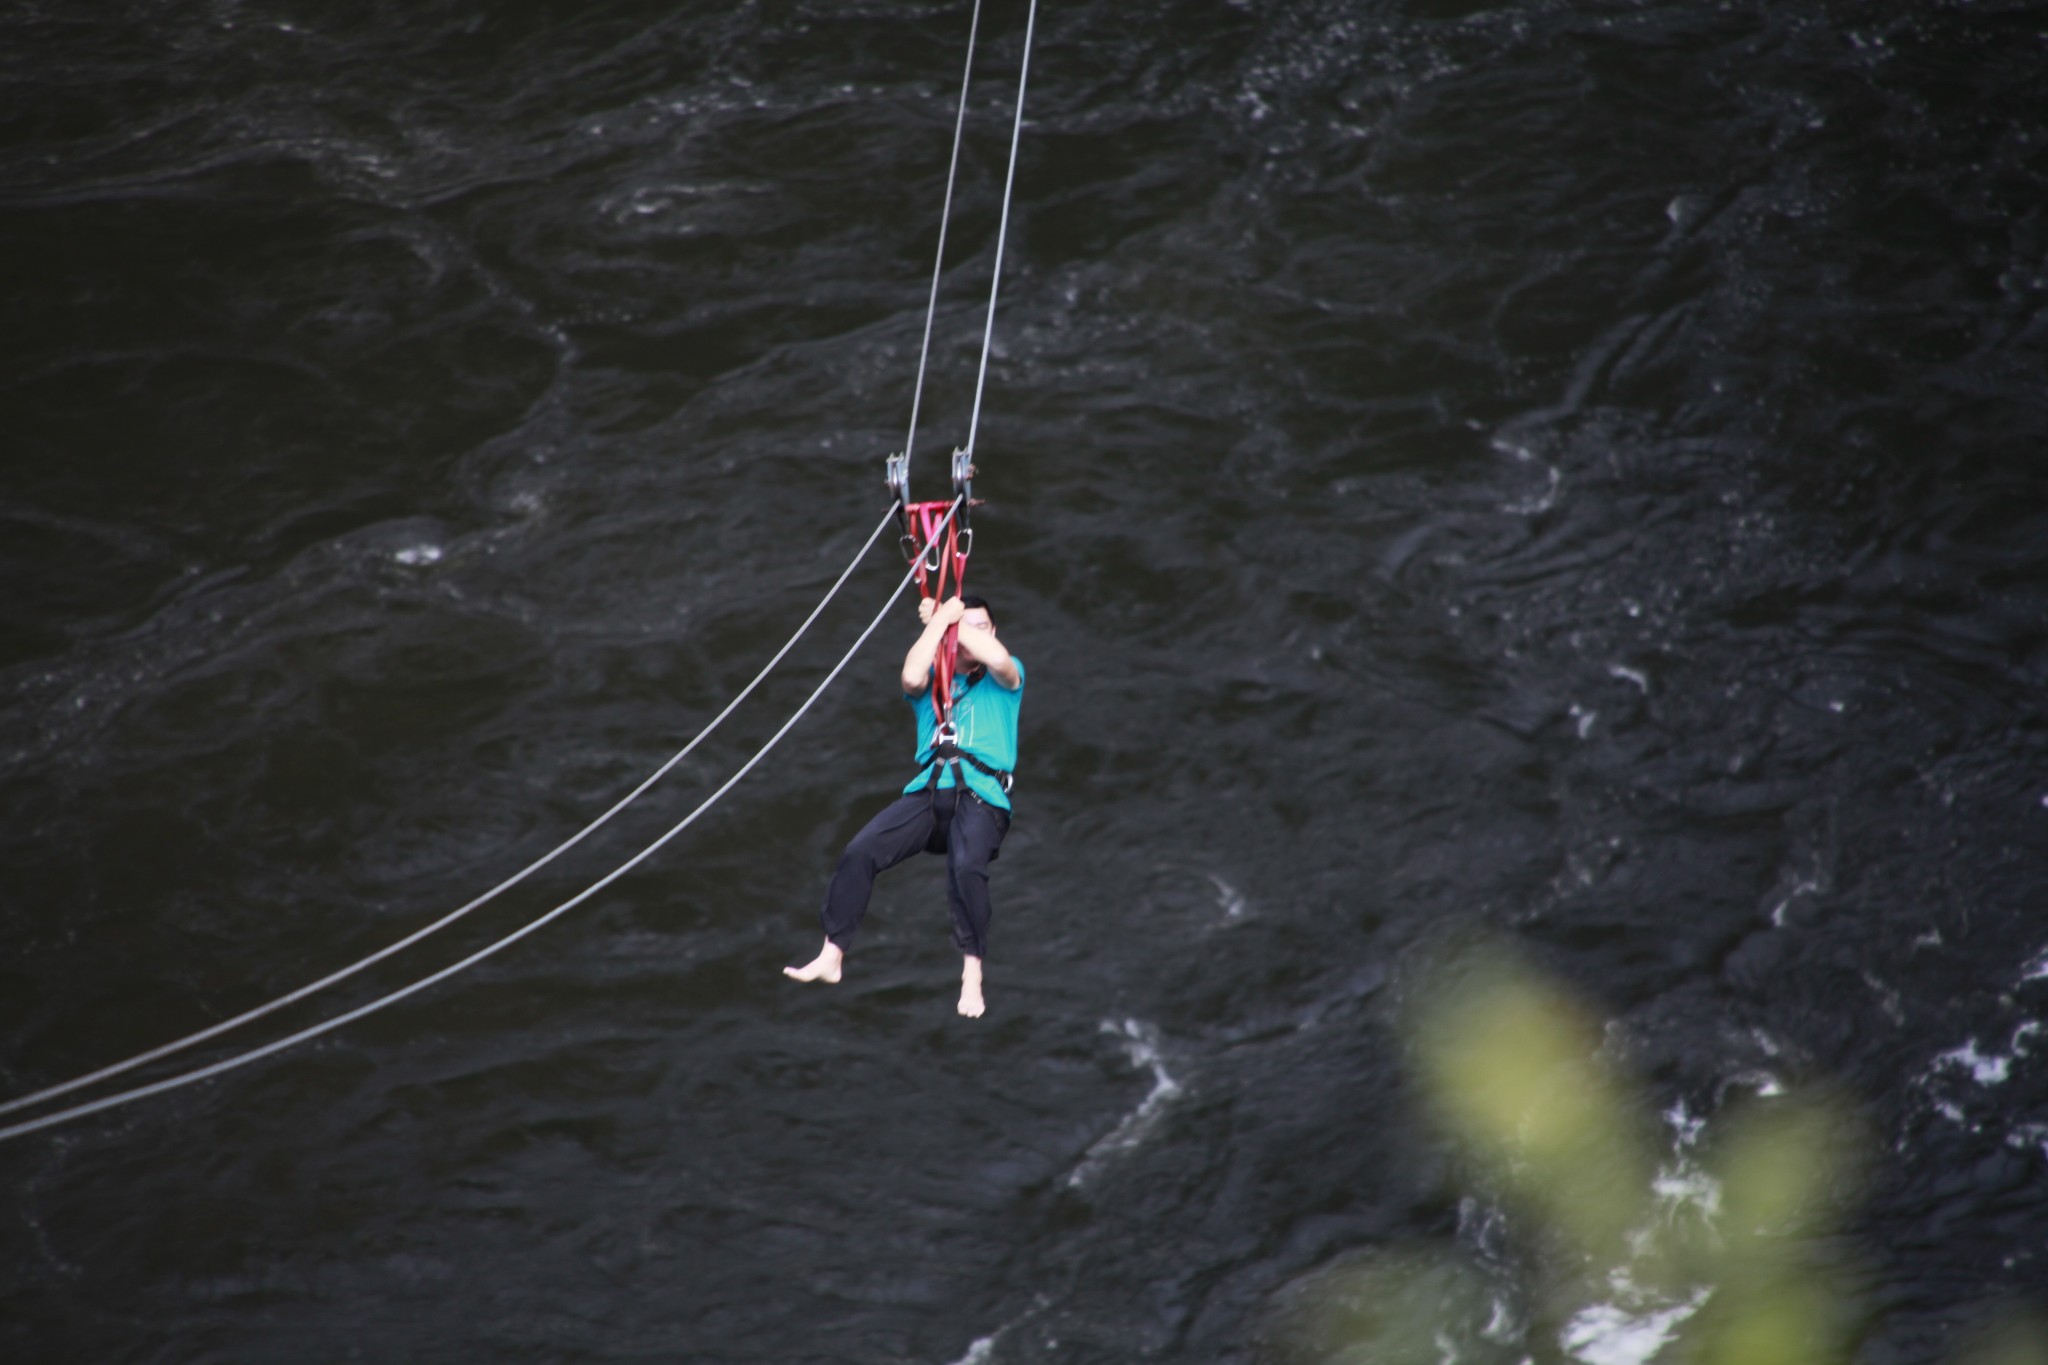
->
xmin=1651 ymin=1165 xmax=1721 ymax=1221
xmin=944 ymin=1296 xmax=1050 ymax=1365
xmin=1066 ymin=1019 xmax=1183 ymax=1189
xmin=1663 ymin=1101 xmax=1706 ymax=1151
xmin=1643 ymin=1105 xmax=1722 ymax=1249
xmin=2022 ymin=948 xmax=2048 ymax=982
xmin=1921 ymin=1023 xmax=2043 ymax=1132
xmin=1935 ymin=1039 xmax=2011 ymax=1085
xmin=392 ymin=543 xmax=442 ymax=566
xmin=1481 ymin=1294 xmax=1520 ymax=1344
xmin=1863 ymin=970 xmax=1906 ymax=1026
xmin=946 ymin=1335 xmax=997 ymax=1365
xmin=1766 ymin=865 xmax=1828 ymax=928
xmin=1503 ymin=464 xmax=1562 ymax=515
xmin=1562 ymin=1289 xmax=1708 ymax=1365
xmin=1929 ymin=1022 xmax=2040 ymax=1090
xmin=1608 ymin=664 xmax=1649 ymax=693
xmin=2006 ymin=1122 xmax=2048 ymax=1160
xmin=1555 ymin=1104 xmax=1721 ymax=1364
xmin=1207 ymin=873 xmax=1249 ymax=921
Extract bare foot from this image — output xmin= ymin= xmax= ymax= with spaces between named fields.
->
xmin=783 ymin=939 xmax=843 ymax=984
xmin=957 ymin=956 xmax=986 ymax=1018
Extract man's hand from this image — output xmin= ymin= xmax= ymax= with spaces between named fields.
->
xmin=920 ymin=596 xmax=965 ymax=629
xmin=904 ymin=597 xmax=969 ymax=693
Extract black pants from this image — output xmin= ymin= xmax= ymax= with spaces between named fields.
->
xmin=822 ymin=784 xmax=1011 ymax=958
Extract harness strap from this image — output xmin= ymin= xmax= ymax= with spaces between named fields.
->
xmin=918 ymin=740 xmax=1014 ymax=795
xmin=900 ymin=498 xmax=971 ymax=732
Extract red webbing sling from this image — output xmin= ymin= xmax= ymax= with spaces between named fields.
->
xmin=901 ymin=498 xmax=971 ymax=734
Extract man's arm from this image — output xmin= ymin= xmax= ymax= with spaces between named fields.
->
xmin=956 ymin=616 xmax=1021 ymax=690
xmin=900 ymin=597 xmax=962 ymax=694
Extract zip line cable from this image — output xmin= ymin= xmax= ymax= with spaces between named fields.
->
xmin=899 ymin=0 xmax=982 ymax=478
xmin=964 ymin=0 xmax=1038 ymax=460
xmin=0 ymin=506 xmax=898 ymax=1122
xmin=0 ymin=500 xmax=961 ymax=1146
xmin=3 ymin=0 xmax=1042 ymax=1139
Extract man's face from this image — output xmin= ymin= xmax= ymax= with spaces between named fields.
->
xmin=960 ymin=606 xmax=996 ymax=641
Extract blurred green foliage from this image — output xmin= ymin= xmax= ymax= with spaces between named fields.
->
xmin=1277 ymin=947 xmax=2045 ymax=1365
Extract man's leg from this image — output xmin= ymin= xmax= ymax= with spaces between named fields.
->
xmin=785 ymin=791 xmax=936 ymax=984
xmin=944 ymin=794 xmax=1011 ymax=1017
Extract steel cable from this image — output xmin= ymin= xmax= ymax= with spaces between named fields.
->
xmin=0 ymin=505 xmax=898 ymax=1122
xmin=0 ymin=499 xmax=959 ymax=1145
xmin=899 ymin=0 xmax=983 ymax=479
xmin=964 ymin=0 xmax=1039 ymax=461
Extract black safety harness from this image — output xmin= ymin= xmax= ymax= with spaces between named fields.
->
xmin=916 ymin=671 xmax=1015 ymax=799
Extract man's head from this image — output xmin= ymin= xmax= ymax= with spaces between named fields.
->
xmin=959 ymin=593 xmax=997 ymax=639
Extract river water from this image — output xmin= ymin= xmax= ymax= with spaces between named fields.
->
xmin=5 ymin=0 xmax=2047 ymax=1360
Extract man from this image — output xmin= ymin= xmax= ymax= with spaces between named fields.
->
xmin=783 ymin=593 xmax=1024 ymax=1017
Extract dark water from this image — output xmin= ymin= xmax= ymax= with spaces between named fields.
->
xmin=6 ymin=0 xmax=2048 ymax=1359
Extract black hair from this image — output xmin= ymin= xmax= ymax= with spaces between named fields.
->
xmin=956 ymin=594 xmax=995 ymax=684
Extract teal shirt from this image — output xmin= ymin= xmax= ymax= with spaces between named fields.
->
xmin=903 ymin=658 xmax=1025 ymax=810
